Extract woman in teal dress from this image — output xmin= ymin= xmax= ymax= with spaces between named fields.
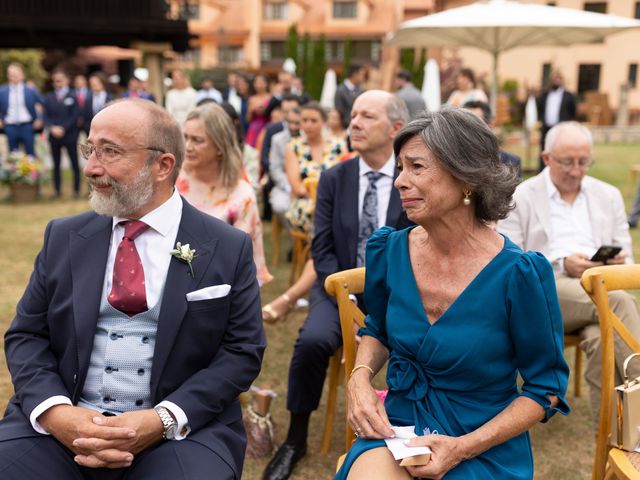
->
xmin=337 ymin=109 xmax=569 ymax=479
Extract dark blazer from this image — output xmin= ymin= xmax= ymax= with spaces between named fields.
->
xmin=0 ymin=199 xmax=265 ymax=476
xmin=312 ymin=157 xmax=412 ymax=289
xmin=260 ymin=121 xmax=285 ymax=173
xmin=0 ymin=83 xmax=42 ymax=123
xmin=537 ymin=89 xmax=576 ymax=128
xmin=334 ymin=82 xmax=362 ymax=129
xmin=81 ymin=91 xmax=114 ymax=132
xmin=43 ymin=90 xmax=81 ymax=143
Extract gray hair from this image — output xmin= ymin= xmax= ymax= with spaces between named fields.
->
xmin=393 ymin=107 xmax=519 ymax=222
xmin=108 ymin=98 xmax=185 ymax=183
xmin=544 ymin=121 xmax=593 ymax=152
xmin=387 ymin=94 xmax=410 ymax=124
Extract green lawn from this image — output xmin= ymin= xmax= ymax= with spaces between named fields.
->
xmin=1 ymin=143 xmax=640 ymax=479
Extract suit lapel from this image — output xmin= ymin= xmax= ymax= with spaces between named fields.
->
xmin=151 ymin=200 xmax=218 ymax=397
xmin=70 ymin=214 xmax=112 ymax=384
xmin=531 ymin=172 xmax=552 ymax=241
xmin=341 ymin=158 xmax=360 ymax=266
xmin=584 ymin=178 xmax=605 ymax=245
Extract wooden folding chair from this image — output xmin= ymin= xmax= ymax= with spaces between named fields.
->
xmin=289 ymin=177 xmax=318 ymax=284
xmin=323 ymin=267 xmax=366 ymax=455
xmin=581 ymin=265 xmax=640 ymax=480
xmin=564 ymin=334 xmax=583 ymax=397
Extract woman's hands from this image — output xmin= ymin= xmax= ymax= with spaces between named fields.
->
xmin=347 ymin=370 xmax=394 ymax=439
xmin=294 ymin=184 xmax=308 ymax=198
xmin=404 ymin=434 xmax=470 ymax=480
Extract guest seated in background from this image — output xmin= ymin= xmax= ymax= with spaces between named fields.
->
xmin=338 ymin=108 xmax=569 ymax=480
xmin=394 ymin=69 xmax=426 ymax=120
xmin=497 ymin=121 xmax=640 ymax=427
xmin=263 ymin=91 xmax=411 ymax=480
xmin=177 ymin=103 xmax=272 ymax=286
xmin=462 ymin=100 xmax=522 ymax=178
xmin=326 ymin=108 xmax=347 ymax=142
xmin=446 ymin=68 xmax=488 ymax=107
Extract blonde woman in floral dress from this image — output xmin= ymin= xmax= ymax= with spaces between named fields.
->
xmin=177 ymin=103 xmax=273 ymax=286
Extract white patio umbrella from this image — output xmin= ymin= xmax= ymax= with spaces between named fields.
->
xmin=388 ymin=0 xmax=640 ymax=112
xmin=320 ymin=69 xmax=338 ymax=109
xmin=422 ymin=58 xmax=441 ymax=112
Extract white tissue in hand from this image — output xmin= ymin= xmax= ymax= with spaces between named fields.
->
xmin=384 ymin=426 xmax=432 ymax=461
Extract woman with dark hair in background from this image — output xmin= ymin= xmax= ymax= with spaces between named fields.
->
xmin=446 ymin=68 xmax=488 ymax=107
xmin=246 ymin=73 xmax=272 ymax=148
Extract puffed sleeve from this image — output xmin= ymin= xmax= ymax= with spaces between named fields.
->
xmin=360 ymin=226 xmax=395 ymax=348
xmin=507 ymin=251 xmax=570 ymax=421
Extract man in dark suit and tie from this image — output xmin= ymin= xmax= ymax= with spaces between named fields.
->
xmin=0 ymin=62 xmax=43 ymax=156
xmin=334 ymin=64 xmax=365 ymax=129
xmin=537 ymin=71 xmax=576 ymax=171
xmin=44 ymin=69 xmax=82 ymax=198
xmin=83 ymin=72 xmax=113 ymax=133
xmin=0 ymin=99 xmax=265 ymax=479
xmin=264 ymin=90 xmax=412 ymax=480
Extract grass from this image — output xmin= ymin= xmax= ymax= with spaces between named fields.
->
xmin=1 ymin=143 xmax=640 ymax=479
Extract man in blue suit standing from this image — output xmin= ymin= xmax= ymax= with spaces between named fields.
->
xmin=0 ymin=62 xmax=43 ymax=156
xmin=264 ymin=91 xmax=412 ymax=480
xmin=44 ymin=69 xmax=82 ymax=198
xmin=0 ymin=98 xmax=265 ymax=479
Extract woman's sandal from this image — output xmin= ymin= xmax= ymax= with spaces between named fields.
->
xmin=262 ymin=293 xmax=293 ymax=324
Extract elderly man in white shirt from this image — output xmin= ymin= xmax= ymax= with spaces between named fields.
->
xmin=498 ymin=121 xmax=640 ymax=427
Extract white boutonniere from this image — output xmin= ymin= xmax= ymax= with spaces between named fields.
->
xmin=170 ymin=242 xmax=197 ymax=277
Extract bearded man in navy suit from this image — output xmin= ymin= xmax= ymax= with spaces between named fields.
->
xmin=0 ymin=99 xmax=265 ymax=480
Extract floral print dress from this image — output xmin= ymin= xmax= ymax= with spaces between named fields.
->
xmin=176 ymin=173 xmax=273 ymax=286
xmin=285 ymin=136 xmax=346 ymax=235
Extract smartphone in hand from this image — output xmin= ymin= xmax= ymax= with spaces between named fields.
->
xmin=590 ymin=245 xmax=622 ymax=263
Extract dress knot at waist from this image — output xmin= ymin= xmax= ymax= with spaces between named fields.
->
xmin=387 ymin=352 xmax=429 ymax=401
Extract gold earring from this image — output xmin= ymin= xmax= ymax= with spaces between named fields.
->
xmin=462 ymin=188 xmax=472 ymax=206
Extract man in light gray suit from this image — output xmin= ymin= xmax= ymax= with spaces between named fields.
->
xmin=269 ymin=107 xmax=301 ymax=225
xmin=497 ymin=121 xmax=640 ymax=426
xmin=394 ymin=69 xmax=426 ymax=119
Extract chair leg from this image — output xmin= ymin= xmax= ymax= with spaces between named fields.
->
xmin=321 ymin=353 xmax=342 ymax=454
xmin=574 ymin=344 xmax=582 ymax=398
xmin=271 ymin=215 xmax=282 ymax=267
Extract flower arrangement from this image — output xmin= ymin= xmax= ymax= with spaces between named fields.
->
xmin=0 ymin=151 xmax=47 ymax=186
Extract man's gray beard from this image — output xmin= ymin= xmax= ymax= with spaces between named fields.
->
xmin=89 ymin=164 xmax=154 ymax=218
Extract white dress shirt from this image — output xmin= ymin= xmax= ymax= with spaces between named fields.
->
xmin=92 ymin=91 xmax=107 ymax=116
xmin=5 ymin=82 xmax=32 ymax=124
xmin=31 ymin=190 xmax=192 ymax=440
xmin=544 ymin=168 xmax=597 ymax=272
xmin=358 ymin=154 xmax=395 ymax=228
xmin=544 ymin=87 xmax=564 ymax=127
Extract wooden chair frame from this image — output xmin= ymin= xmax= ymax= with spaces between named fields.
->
xmin=324 ymin=267 xmax=366 ymax=454
xmin=581 ymin=265 xmax=640 ymax=480
xmin=564 ymin=334 xmax=583 ymax=397
xmin=289 ymin=177 xmax=318 ymax=284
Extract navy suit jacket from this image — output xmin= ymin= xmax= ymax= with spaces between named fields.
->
xmin=0 ymin=83 xmax=42 ymax=123
xmin=312 ymin=157 xmax=412 ymax=290
xmin=537 ymin=89 xmax=576 ymax=128
xmin=81 ymin=91 xmax=114 ymax=131
xmin=43 ymin=90 xmax=81 ymax=143
xmin=0 ymin=199 xmax=266 ymax=476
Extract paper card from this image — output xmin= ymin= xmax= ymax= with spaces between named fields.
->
xmin=384 ymin=426 xmax=432 ymax=461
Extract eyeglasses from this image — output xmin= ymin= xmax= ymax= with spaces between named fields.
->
xmin=79 ymin=143 xmax=166 ymax=164
xmin=549 ymin=154 xmax=594 ymax=171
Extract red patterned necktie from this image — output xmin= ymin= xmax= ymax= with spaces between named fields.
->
xmin=108 ymin=220 xmax=150 ymax=316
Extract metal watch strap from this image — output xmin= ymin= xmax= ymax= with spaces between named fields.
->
xmin=154 ymin=406 xmax=177 ymax=440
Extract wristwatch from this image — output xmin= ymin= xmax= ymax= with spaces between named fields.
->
xmin=154 ymin=406 xmax=178 ymax=440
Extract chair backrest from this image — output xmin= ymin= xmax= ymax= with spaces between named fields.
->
xmin=324 ymin=267 xmax=366 ymax=450
xmin=303 ymin=177 xmax=319 ymax=204
xmin=580 ymin=265 xmax=640 ymax=480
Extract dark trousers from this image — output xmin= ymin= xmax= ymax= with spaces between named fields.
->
xmin=50 ymin=139 xmax=80 ymax=195
xmin=287 ymin=282 xmax=343 ymax=414
xmin=0 ymin=435 xmax=235 ymax=480
xmin=5 ymin=123 xmax=35 ymax=156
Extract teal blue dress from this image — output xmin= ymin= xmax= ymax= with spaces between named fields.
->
xmin=335 ymin=227 xmax=570 ymax=479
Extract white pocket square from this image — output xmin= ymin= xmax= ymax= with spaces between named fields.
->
xmin=186 ymin=284 xmax=231 ymax=302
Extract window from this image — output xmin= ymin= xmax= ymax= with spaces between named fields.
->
xmin=219 ymin=46 xmax=244 ymax=64
xmin=179 ymin=0 xmax=200 ymax=20
xmin=635 ymin=2 xmax=640 ymax=19
xmin=175 ymin=48 xmax=201 ymax=65
xmin=264 ymin=2 xmax=288 ymax=20
xmin=629 ymin=63 xmax=638 ymax=88
xmin=583 ymin=2 xmax=607 ymax=13
xmin=577 ymin=64 xmax=601 ymax=95
xmin=260 ymin=41 xmax=286 ymax=62
xmin=541 ymin=63 xmax=552 ymax=88
xmin=333 ymin=1 xmax=357 ymax=19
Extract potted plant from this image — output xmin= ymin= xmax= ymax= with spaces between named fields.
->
xmin=0 ymin=151 xmax=47 ymax=203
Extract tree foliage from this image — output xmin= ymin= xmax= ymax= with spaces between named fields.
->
xmin=0 ymin=49 xmax=48 ymax=89
xmin=286 ymin=23 xmax=299 ymax=67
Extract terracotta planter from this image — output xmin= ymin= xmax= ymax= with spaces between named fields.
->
xmin=10 ymin=183 xmax=38 ymax=203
